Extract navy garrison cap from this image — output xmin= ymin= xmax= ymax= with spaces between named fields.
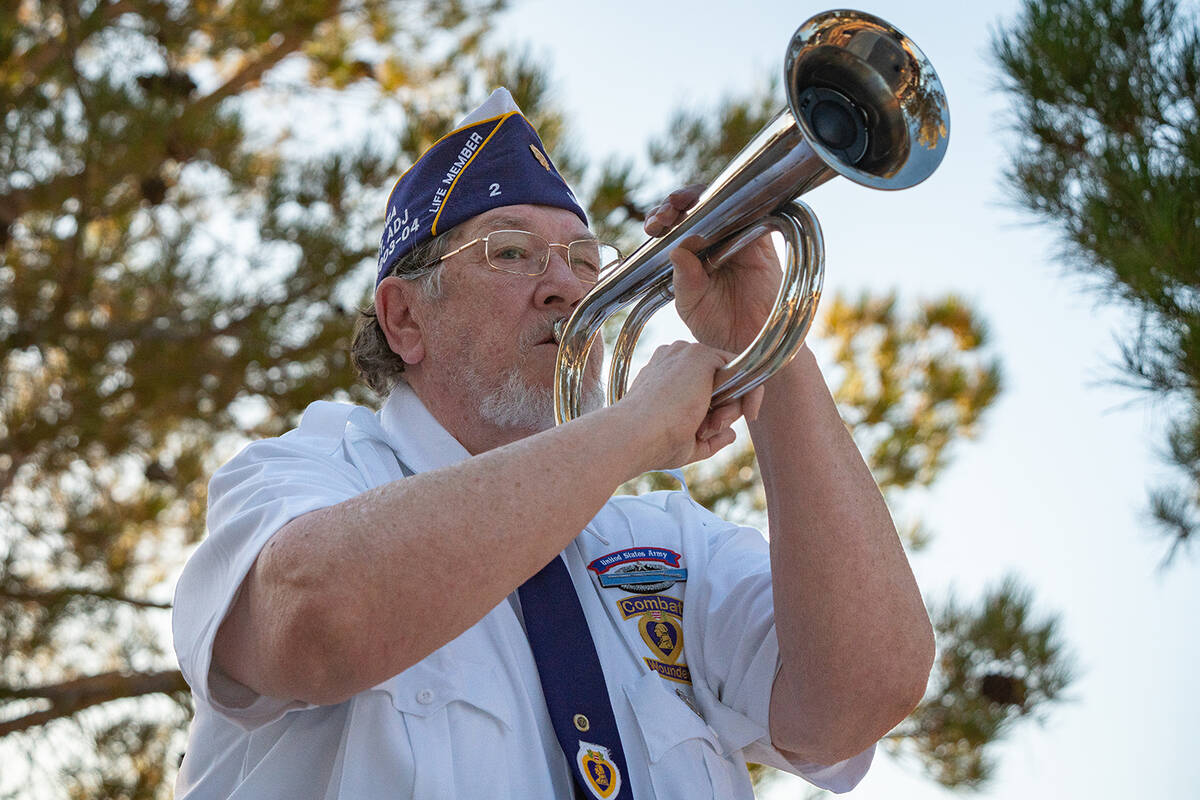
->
xmin=375 ymin=88 xmax=588 ymax=286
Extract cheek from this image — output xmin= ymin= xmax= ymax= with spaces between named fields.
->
xmin=435 ymin=281 xmax=531 ymax=351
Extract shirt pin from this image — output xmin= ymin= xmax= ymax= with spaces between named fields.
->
xmin=573 ymin=713 xmax=590 ymax=732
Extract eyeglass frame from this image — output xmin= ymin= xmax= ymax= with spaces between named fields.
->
xmin=418 ymin=229 xmax=621 ymax=283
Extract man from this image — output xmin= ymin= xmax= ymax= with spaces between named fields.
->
xmin=173 ymin=88 xmax=934 ymax=799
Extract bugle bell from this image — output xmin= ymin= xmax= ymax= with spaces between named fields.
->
xmin=553 ymin=9 xmax=950 ymax=424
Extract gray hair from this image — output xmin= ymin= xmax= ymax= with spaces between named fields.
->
xmin=351 ymin=232 xmax=452 ymax=396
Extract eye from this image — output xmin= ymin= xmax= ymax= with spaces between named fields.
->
xmin=568 ymin=240 xmax=616 ymax=281
xmin=493 ymin=245 xmax=529 ymax=261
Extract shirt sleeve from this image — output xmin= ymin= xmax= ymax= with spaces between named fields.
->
xmin=172 ymin=428 xmax=372 ymax=730
xmin=674 ymin=494 xmax=875 ymax=793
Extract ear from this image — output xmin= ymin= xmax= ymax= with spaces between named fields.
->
xmin=375 ymin=277 xmax=426 ymax=365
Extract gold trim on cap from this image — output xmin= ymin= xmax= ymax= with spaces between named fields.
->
xmin=430 ymin=112 xmax=515 ymax=234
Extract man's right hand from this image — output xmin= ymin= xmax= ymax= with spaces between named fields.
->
xmin=615 ymin=340 xmax=764 ymax=475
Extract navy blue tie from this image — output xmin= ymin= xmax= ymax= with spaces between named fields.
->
xmin=518 ymin=554 xmax=634 ymax=800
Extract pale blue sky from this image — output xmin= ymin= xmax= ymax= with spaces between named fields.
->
xmin=495 ymin=1 xmax=1198 ymax=797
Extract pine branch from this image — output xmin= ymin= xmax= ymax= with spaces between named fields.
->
xmin=5 ymin=0 xmax=136 ymax=95
xmin=0 ymin=0 xmax=340 ymax=225
xmin=188 ymin=0 xmax=343 ymax=118
xmin=1 ymin=585 xmax=172 ymax=611
xmin=0 ymin=670 xmax=187 ymax=738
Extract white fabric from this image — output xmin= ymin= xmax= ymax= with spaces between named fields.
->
xmin=172 ymin=383 xmax=874 ymax=799
xmin=460 ymin=86 xmax=521 ymax=126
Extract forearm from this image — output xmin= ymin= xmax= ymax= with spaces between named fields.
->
xmin=220 ymin=403 xmax=655 ymax=705
xmin=750 ymin=348 xmax=933 ymax=762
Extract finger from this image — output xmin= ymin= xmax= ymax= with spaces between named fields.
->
xmin=666 ymin=184 xmax=704 ymax=210
xmin=669 ymin=246 xmax=709 ymax=310
xmin=645 ymin=204 xmax=682 ymax=236
xmin=743 ymin=384 xmax=765 ymax=423
xmin=704 ymin=401 xmax=743 ymax=435
xmin=644 ymin=206 xmax=664 ymax=236
xmin=646 ymin=184 xmax=703 ymax=234
xmin=697 ymin=426 xmax=737 ymax=459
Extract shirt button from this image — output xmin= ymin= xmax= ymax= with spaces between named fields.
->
xmin=416 ymin=689 xmax=435 ymax=705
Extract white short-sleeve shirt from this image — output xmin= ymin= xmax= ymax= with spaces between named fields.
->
xmin=172 ymin=384 xmax=873 ymax=799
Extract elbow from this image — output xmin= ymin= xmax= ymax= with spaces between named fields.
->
xmin=856 ymin=597 xmax=938 ymax=730
xmin=253 ymin=537 xmax=372 ymax=706
xmin=893 ymin=606 xmax=937 ymax=718
xmin=843 ymin=614 xmax=936 ymax=750
xmin=271 ymin=600 xmax=362 ymax=707
xmin=772 ymin=623 xmax=936 ymax=765
xmin=908 ymin=616 xmax=937 ymax=710
xmin=773 ymin=680 xmax=929 ymax=766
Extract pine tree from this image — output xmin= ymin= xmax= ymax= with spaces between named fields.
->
xmin=0 ymin=0 xmax=511 ymax=795
xmin=993 ymin=0 xmax=1200 ymax=565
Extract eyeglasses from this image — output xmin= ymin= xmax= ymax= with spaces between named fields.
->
xmin=426 ymin=229 xmax=621 ymax=284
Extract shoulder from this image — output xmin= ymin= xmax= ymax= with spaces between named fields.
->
xmin=216 ymin=401 xmax=383 ymax=476
xmin=591 ymin=490 xmax=763 ymax=565
xmin=604 ymin=490 xmax=748 ymax=537
xmin=207 ymin=401 xmax=389 ymax=522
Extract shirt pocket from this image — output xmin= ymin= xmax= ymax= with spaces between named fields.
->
xmin=374 ymin=657 xmax=516 ymax=800
xmin=623 ymin=672 xmax=749 ymax=800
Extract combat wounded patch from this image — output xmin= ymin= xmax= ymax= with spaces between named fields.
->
xmin=616 ymin=595 xmax=692 ymax=685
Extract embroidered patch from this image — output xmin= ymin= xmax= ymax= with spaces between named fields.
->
xmin=616 ymin=595 xmax=691 ymax=684
xmin=577 ymin=741 xmax=621 ymax=799
xmin=615 ymin=594 xmax=683 ymax=620
xmin=640 ymin=612 xmax=683 ymax=663
xmin=616 ymin=596 xmax=684 ymax=662
xmin=588 ymin=547 xmax=687 ymax=594
xmin=644 ymin=659 xmax=692 ymax=684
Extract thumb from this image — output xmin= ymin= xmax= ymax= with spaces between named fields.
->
xmin=669 ymin=246 xmax=708 ymax=314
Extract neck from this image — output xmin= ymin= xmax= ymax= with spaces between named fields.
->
xmin=404 ymin=368 xmax=552 ymax=456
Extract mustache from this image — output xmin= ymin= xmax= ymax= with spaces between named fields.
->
xmin=518 ymin=318 xmax=565 ymax=350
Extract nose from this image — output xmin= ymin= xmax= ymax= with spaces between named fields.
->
xmin=534 ymin=246 xmax=590 ymax=309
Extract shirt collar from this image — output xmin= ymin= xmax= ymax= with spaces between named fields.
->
xmin=376 ymin=381 xmax=614 ymax=543
xmin=377 ymin=382 xmax=471 ymax=475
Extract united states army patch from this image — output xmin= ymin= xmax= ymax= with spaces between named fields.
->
xmin=576 ymin=741 xmax=622 ymax=799
xmin=588 ymin=547 xmax=687 ymax=594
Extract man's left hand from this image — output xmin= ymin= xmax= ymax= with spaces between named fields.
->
xmin=644 ymin=184 xmax=783 ymax=354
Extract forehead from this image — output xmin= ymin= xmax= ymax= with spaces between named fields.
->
xmin=456 ymin=204 xmax=593 ymax=242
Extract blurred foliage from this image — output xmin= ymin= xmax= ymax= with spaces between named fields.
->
xmin=889 ymin=577 xmax=1074 ymax=787
xmin=0 ymin=0 xmax=514 ymax=794
xmin=823 ymin=291 xmax=1003 ymax=500
xmin=994 ymin=0 xmax=1200 ymax=566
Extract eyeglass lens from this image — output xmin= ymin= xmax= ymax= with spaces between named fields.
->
xmin=484 ymin=231 xmax=619 ymax=281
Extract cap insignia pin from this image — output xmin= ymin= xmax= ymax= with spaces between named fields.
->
xmin=529 ymin=144 xmax=551 ymax=171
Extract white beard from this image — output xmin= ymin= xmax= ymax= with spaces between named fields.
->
xmin=475 ymin=368 xmax=603 ymax=431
